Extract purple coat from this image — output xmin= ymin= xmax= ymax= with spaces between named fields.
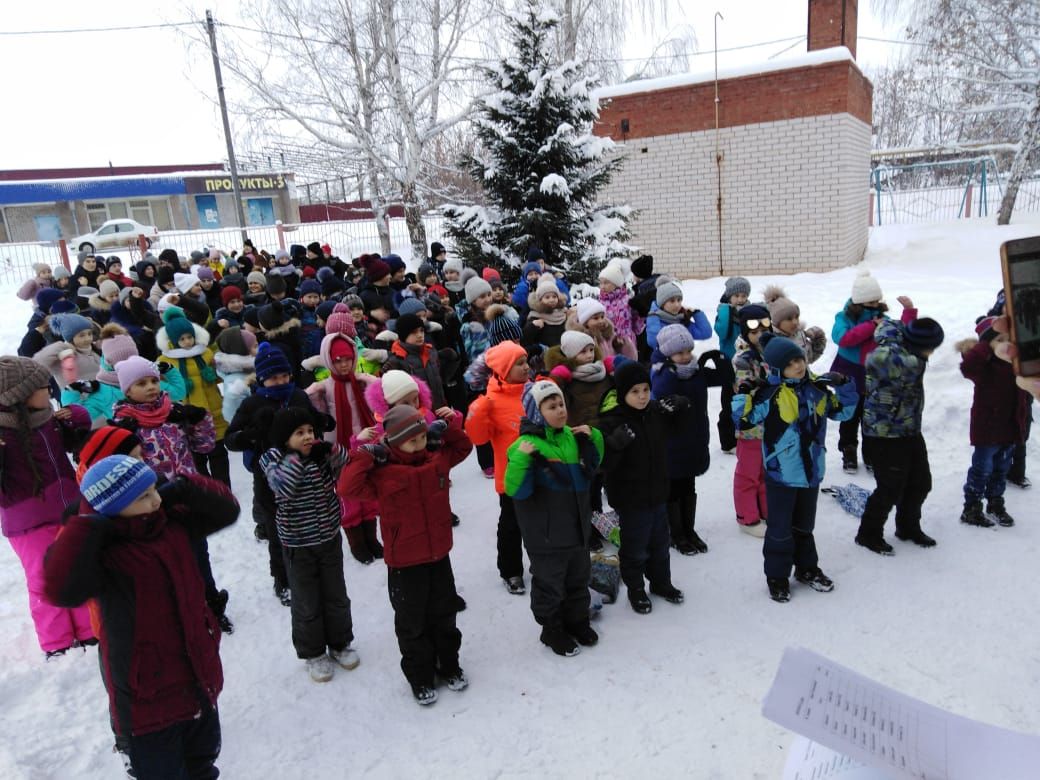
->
xmin=960 ymin=339 xmax=1032 ymax=446
xmin=0 ymin=405 xmax=90 ymax=537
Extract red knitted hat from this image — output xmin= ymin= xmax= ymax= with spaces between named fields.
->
xmin=76 ymin=425 xmax=141 ymax=483
xmin=221 ymin=286 xmax=243 ymax=306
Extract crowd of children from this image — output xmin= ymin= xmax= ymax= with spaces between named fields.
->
xmin=4 ymin=240 xmax=1034 ymax=775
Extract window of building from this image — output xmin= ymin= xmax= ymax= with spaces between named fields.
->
xmin=86 ymin=203 xmax=109 ymax=231
xmin=128 ymin=200 xmax=154 ymax=226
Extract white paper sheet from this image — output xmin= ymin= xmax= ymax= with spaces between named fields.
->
xmin=763 ymin=647 xmax=1040 ymax=780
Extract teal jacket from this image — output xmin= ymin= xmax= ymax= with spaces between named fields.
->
xmin=734 ymin=373 xmax=857 ymax=488
xmin=61 ymin=361 xmax=187 ymax=426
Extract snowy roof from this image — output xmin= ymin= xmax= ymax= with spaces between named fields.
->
xmin=593 ymin=47 xmax=855 ymax=100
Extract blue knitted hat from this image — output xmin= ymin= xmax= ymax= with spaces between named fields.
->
xmin=298 ymin=279 xmax=322 ymax=298
xmin=80 ymin=455 xmax=157 ymax=516
xmin=51 ymin=313 xmax=93 ymax=343
xmin=254 ymin=342 xmax=292 ymax=383
xmin=35 ymin=287 xmax=65 ymax=313
xmin=760 ymin=332 xmax=805 ymax=373
xmin=398 ymin=297 xmax=428 ymax=317
xmin=485 ymin=304 xmax=523 ymax=346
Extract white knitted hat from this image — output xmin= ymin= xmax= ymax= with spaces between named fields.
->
xmin=850 ymin=271 xmax=883 ymax=304
xmin=598 ymin=262 xmax=626 ymax=290
xmin=576 ymin=298 xmax=606 ymax=325
xmin=560 ymin=330 xmax=594 ymax=358
xmin=174 ymin=272 xmax=200 ymax=294
xmin=381 ymin=370 xmax=419 ymax=405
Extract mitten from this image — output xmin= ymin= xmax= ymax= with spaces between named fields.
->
xmin=426 ymin=419 xmax=449 ymax=451
xmin=201 ymin=366 xmax=218 ymax=384
xmin=549 ymin=364 xmax=572 ymax=383
xmin=309 ymin=440 xmax=332 ymax=461
xmin=736 ymin=378 xmax=764 ymax=395
xmin=157 ymin=360 xmax=174 ymax=375
xmin=658 ymin=395 xmax=691 ymax=415
xmin=603 ymin=355 xmax=615 ymax=373
xmin=181 ymin=404 xmax=208 ymax=424
xmin=158 ymin=476 xmax=191 ymax=507
xmin=815 ymin=371 xmax=848 ymax=386
xmin=68 ymin=379 xmax=100 ymax=395
xmin=606 ymin=424 xmax=636 ymax=450
xmin=360 ymin=443 xmax=390 ymax=465
xmin=698 ymin=349 xmax=725 ymax=368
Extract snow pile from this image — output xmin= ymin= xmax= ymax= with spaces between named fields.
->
xmin=1 ymin=217 xmax=1039 ymax=777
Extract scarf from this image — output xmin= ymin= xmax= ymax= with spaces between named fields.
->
xmin=177 ymin=355 xmax=217 ymax=394
xmin=0 ymin=404 xmax=53 ymax=431
xmin=572 ymin=362 xmax=607 ymax=383
xmin=332 ymin=372 xmax=375 ymax=446
xmin=114 ymin=393 xmax=173 ymax=428
xmin=674 ymin=361 xmax=699 ymax=380
xmin=528 ymin=306 xmax=568 ymax=327
xmin=256 ymin=382 xmax=296 ymax=404
xmin=650 ymin=308 xmax=684 ymax=326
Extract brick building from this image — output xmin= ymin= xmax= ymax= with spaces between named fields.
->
xmin=594 ymin=0 xmax=871 ymax=278
xmin=0 ymin=164 xmax=300 ymax=244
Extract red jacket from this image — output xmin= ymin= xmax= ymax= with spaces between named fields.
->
xmin=960 ymin=338 xmax=1032 ymax=446
xmin=44 ymin=475 xmax=238 ymax=737
xmin=465 ymin=341 xmax=528 ymax=493
xmin=338 ymin=417 xmax=472 ymax=568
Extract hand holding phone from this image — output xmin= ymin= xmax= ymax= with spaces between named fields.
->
xmin=1000 ymin=236 xmax=1040 ymax=377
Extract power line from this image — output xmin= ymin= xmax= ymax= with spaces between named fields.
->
xmin=0 ymin=20 xmax=196 ymax=35
xmin=860 ymin=35 xmax=929 ymax=47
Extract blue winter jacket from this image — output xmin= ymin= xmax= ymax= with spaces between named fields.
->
xmin=733 ymin=372 xmax=857 ymax=488
xmin=645 ymin=305 xmax=711 ymax=351
xmin=713 ymin=303 xmax=741 ymax=359
xmin=511 ymin=276 xmax=569 ymax=314
xmin=651 ymin=350 xmax=732 ymax=479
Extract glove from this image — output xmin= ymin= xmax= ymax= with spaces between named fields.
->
xmin=426 ymin=419 xmax=449 ymax=451
xmin=309 ymin=440 xmax=332 ymax=461
xmin=736 ymin=378 xmax=765 ymax=395
xmin=816 ymin=371 xmax=848 ymax=387
xmin=360 ymin=443 xmax=390 ymax=465
xmin=68 ymin=379 xmax=100 ymax=395
xmin=606 ymin=424 xmax=636 ymax=450
xmin=157 ymin=361 xmax=174 ymax=375
xmin=698 ymin=349 xmax=724 ymax=368
xmin=658 ymin=395 xmax=691 ymax=415
xmin=180 ymin=404 xmax=208 ymax=424
xmin=158 ymin=476 xmax=191 ymax=507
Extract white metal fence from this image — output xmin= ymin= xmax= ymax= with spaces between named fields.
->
xmin=0 ymin=216 xmax=449 ymax=289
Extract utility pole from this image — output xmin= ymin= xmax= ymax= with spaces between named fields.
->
xmin=206 ymin=10 xmax=248 ymax=240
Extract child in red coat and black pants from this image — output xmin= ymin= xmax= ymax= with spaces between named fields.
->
xmin=44 ymin=456 xmax=238 ymax=779
xmin=338 ymin=405 xmax=472 ymax=706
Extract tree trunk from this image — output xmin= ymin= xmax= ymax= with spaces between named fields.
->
xmin=998 ymin=83 xmax=1040 ymax=226
xmin=402 ymin=181 xmax=428 ymax=261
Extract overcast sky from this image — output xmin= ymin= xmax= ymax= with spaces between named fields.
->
xmin=1 ymin=0 xmax=902 ymax=173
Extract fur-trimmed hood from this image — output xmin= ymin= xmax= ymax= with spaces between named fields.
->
xmin=955 ymin=337 xmax=980 ymax=355
xmin=544 ymin=342 xmax=604 ymax=372
xmin=364 ymin=373 xmax=433 ymax=421
xmin=261 ymin=317 xmax=302 ymax=339
xmin=527 ymin=290 xmax=567 ymax=317
xmin=156 ymin=319 xmax=211 ymax=358
xmin=88 ymin=294 xmax=113 ymax=313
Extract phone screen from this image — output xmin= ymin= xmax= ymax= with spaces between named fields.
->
xmin=1007 ymin=251 xmax=1040 ymax=363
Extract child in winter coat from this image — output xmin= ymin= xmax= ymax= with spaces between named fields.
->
xmin=597 ymin=262 xmax=639 ymax=358
xmin=260 ymin=408 xmax=359 ymax=683
xmin=157 ymin=308 xmax=229 ymax=484
xmin=44 ymin=457 xmax=236 ymax=777
xmin=523 ymin=274 xmax=569 ymax=350
xmin=829 ymin=271 xmax=917 ymax=473
xmin=645 ymin=280 xmax=711 ymax=352
xmin=651 ymin=324 xmax=733 ymax=555
xmin=597 ymin=359 xmax=687 ymax=614
xmin=33 ymin=313 xmax=100 ymax=389
xmin=296 ymin=278 xmax=324 ymax=358
xmin=384 ymin=312 xmax=449 ymax=408
xmin=957 ymin=318 xmax=1032 ymax=528
xmin=545 ymin=330 xmax=614 ymax=540
xmin=213 ymin=326 xmax=257 ymax=424
xmin=731 ymin=304 xmax=772 ymax=536
xmin=505 ymin=380 xmax=603 ymax=657
xmin=214 ymin=286 xmax=247 ymax=330
xmin=87 ymin=280 xmax=121 ymax=326
xmin=763 ymin=286 xmax=827 ymax=364
xmin=567 ymin=298 xmax=636 ymax=360
xmin=442 ymin=258 xmax=468 ymax=309
xmin=16 ymin=263 xmax=53 ymax=303
xmin=458 ymin=276 xmax=494 ymax=365
xmin=0 ymin=357 xmax=94 ymax=656
xmin=258 ymin=301 xmax=306 ymax=385
xmin=306 ymin=333 xmax=382 ymax=564
xmin=732 ymin=333 xmax=857 ymax=603
xmin=466 ymin=341 xmax=531 ymax=594
xmin=338 ymin=405 xmax=472 ymax=705
xmin=855 ymin=316 xmax=945 ymax=555
xmin=714 ymin=276 xmax=751 ymax=453
xmin=225 ymin=344 xmax=330 ymax=606
xmin=62 ymin=326 xmax=187 ymax=427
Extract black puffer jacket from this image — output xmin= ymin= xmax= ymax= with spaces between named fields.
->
xmin=597 ymin=389 xmax=671 ymax=511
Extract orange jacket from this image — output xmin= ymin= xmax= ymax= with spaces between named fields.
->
xmin=465 ymin=342 xmax=528 ymax=494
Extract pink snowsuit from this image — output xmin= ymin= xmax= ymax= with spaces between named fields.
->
xmin=1 ymin=405 xmax=94 ymax=652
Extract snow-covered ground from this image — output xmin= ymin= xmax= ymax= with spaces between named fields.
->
xmin=1 ymin=217 xmax=1039 ymax=779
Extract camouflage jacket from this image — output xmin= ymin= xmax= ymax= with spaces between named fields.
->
xmin=862 ymin=319 xmax=927 ymax=438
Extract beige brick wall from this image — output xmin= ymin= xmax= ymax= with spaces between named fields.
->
xmin=600 ymin=113 xmax=870 ymax=279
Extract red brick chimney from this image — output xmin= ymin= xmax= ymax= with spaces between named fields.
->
xmin=807 ymin=0 xmax=858 ymax=59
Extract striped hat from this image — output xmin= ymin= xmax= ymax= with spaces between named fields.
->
xmin=382 ymin=405 xmax=427 ymax=448
xmin=80 ymin=455 xmax=157 ymax=516
xmin=76 ymin=425 xmax=142 ymax=483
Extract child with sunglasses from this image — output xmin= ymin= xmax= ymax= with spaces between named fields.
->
xmin=731 ymin=305 xmax=772 ymax=537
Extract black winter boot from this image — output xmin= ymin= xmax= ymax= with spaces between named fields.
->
xmin=767 ymin=578 xmax=791 ymax=603
xmin=841 ymin=446 xmax=858 ymax=474
xmin=362 ymin=519 xmax=383 ymax=558
xmin=986 ymin=499 xmax=1016 ymax=527
xmin=565 ymin=621 xmax=599 ymax=647
xmin=960 ymin=502 xmax=994 ymax=528
xmin=895 ymin=526 xmax=937 ymax=546
xmin=667 ymin=502 xmax=695 ymax=555
xmin=683 ymin=493 xmax=707 ymax=553
xmin=794 ymin=568 xmax=834 ymax=592
xmin=855 ymin=535 xmax=895 ymax=555
xmin=540 ymin=625 xmax=580 ymax=656
xmin=344 ymin=525 xmax=375 ymax=564
xmin=649 ymin=583 xmax=685 ymax=604
xmin=627 ymin=588 xmax=653 ymax=614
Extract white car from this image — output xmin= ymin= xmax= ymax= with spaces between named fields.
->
xmin=71 ymin=219 xmax=159 ymax=253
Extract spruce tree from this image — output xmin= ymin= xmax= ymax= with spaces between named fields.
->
xmin=442 ymin=2 xmax=632 ymax=284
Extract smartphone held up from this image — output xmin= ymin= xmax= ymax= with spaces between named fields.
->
xmin=1000 ymin=236 xmax=1040 ymax=377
